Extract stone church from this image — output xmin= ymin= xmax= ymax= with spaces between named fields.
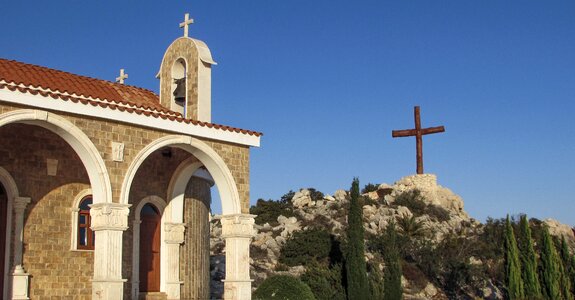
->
xmin=0 ymin=13 xmax=260 ymax=300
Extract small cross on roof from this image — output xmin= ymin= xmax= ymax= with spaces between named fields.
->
xmin=116 ymin=69 xmax=128 ymax=84
xmin=180 ymin=13 xmax=194 ymax=38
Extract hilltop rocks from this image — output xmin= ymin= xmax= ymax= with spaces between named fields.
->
xmin=292 ymin=189 xmax=313 ymax=208
xmin=210 ymin=173 xmax=575 ymax=300
xmin=385 ymin=174 xmax=468 ymax=218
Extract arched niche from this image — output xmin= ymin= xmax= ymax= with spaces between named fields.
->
xmin=171 ymin=58 xmax=187 ymax=115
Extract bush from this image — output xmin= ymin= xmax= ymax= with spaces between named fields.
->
xmin=279 ymin=228 xmax=332 ymax=266
xmin=250 ymin=198 xmax=294 ymax=226
xmin=307 ymin=188 xmax=325 ymax=201
xmin=361 ymin=183 xmax=379 ymax=194
xmin=393 ymin=190 xmax=450 ymax=222
xmin=301 ymin=263 xmax=346 ymax=300
xmin=394 ymin=190 xmax=426 ymax=215
xmin=253 ymin=275 xmax=316 ymax=300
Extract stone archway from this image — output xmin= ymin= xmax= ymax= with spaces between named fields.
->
xmin=120 ymin=135 xmax=241 ymax=214
xmin=122 ymin=135 xmax=255 ymax=300
xmin=0 ymin=109 xmax=112 ymax=204
xmin=0 ymin=109 xmax=125 ymax=299
xmin=0 ymin=166 xmax=29 ymax=299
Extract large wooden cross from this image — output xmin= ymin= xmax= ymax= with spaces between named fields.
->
xmin=180 ymin=13 xmax=194 ymax=38
xmin=392 ymin=106 xmax=445 ymax=174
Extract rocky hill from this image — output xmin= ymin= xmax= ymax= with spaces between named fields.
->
xmin=209 ymin=174 xmax=575 ymax=299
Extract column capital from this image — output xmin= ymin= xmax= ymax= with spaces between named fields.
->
xmin=13 ymin=197 xmax=31 ymax=214
xmin=220 ymin=214 xmax=256 ymax=238
xmin=164 ymin=222 xmax=186 ymax=244
xmin=90 ymin=203 xmax=131 ymax=231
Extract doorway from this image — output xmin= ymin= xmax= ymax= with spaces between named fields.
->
xmin=139 ymin=203 xmax=161 ymax=292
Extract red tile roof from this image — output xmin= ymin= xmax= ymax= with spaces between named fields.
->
xmin=0 ymin=58 xmax=262 ymax=137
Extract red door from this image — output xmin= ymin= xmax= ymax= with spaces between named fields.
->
xmin=0 ymin=184 xmax=6 ymax=297
xmin=139 ymin=204 xmax=161 ymax=292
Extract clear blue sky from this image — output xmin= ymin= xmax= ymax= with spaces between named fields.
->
xmin=1 ymin=1 xmax=574 ymax=225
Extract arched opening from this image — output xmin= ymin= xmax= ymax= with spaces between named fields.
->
xmin=120 ymin=135 xmax=241 ymax=215
xmin=139 ymin=203 xmax=162 ymax=293
xmin=0 ymin=183 xmax=7 ymax=298
xmin=0 ymin=110 xmax=112 ymax=204
xmin=171 ymin=58 xmax=187 ymax=115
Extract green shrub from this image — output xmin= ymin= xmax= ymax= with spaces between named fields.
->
xmin=394 ymin=190 xmax=426 ymax=214
xmin=301 ymin=264 xmax=346 ymax=300
xmin=427 ymin=204 xmax=450 ymax=222
xmin=253 ymin=275 xmax=316 ymax=300
xmin=361 ymin=183 xmax=379 ymax=194
xmin=250 ymin=198 xmax=294 ymax=226
xmin=367 ymin=262 xmax=384 ymax=300
xmin=394 ymin=190 xmax=450 ymax=222
xmin=307 ymin=188 xmax=325 ymax=201
xmin=279 ymin=228 xmax=332 ymax=266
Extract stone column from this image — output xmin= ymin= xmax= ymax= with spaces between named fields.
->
xmin=221 ymin=214 xmax=255 ymax=300
xmin=11 ymin=197 xmax=31 ymax=300
xmin=164 ymin=223 xmax=185 ymax=299
xmin=90 ymin=203 xmax=130 ymax=300
xmin=181 ymin=176 xmax=211 ymax=300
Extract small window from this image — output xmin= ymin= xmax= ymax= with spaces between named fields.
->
xmin=77 ymin=196 xmax=94 ymax=250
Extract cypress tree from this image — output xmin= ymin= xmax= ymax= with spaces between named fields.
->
xmin=517 ymin=215 xmax=542 ymax=298
xmin=540 ymin=226 xmax=561 ymax=299
xmin=504 ymin=215 xmax=525 ymax=299
xmin=559 ymin=236 xmax=574 ymax=300
xmin=345 ymin=178 xmax=370 ymax=300
xmin=383 ymin=221 xmax=402 ymax=300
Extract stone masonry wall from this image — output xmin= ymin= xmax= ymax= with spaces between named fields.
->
xmin=0 ymin=103 xmax=251 ymax=212
xmin=0 ymin=123 xmax=92 ymax=299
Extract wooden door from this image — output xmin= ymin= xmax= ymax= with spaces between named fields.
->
xmin=139 ymin=204 xmax=161 ymax=292
xmin=0 ymin=184 xmax=6 ymax=297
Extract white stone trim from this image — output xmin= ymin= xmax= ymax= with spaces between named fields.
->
xmin=70 ymin=189 xmax=93 ymax=251
xmin=0 ymin=88 xmax=260 ymax=147
xmin=120 ymin=135 xmax=242 ymax=214
xmin=0 ymin=109 xmax=113 ymax=204
xmin=166 ymin=157 xmax=204 ymax=224
xmin=131 ymin=196 xmax=167 ymax=300
xmin=0 ymin=167 xmax=16 ymax=299
xmin=221 ymin=214 xmax=256 ymax=300
xmin=90 ymin=203 xmax=130 ymax=300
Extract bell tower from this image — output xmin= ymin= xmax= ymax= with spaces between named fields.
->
xmin=158 ymin=13 xmax=217 ymax=122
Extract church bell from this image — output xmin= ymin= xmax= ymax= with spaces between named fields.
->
xmin=173 ymin=78 xmax=186 ymax=104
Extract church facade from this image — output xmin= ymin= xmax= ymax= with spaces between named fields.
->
xmin=0 ymin=15 xmax=260 ymax=300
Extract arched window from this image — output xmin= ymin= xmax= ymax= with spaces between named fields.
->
xmin=77 ymin=196 xmax=94 ymax=250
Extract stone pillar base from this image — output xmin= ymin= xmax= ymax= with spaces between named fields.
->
xmin=223 ymin=280 xmax=253 ymax=300
xmin=165 ymin=281 xmax=184 ymax=300
xmin=92 ymin=279 xmax=126 ymax=300
xmin=12 ymin=266 xmax=30 ymax=300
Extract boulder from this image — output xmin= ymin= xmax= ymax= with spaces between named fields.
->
xmin=334 ymin=189 xmax=347 ymax=202
xmin=292 ymin=189 xmax=313 ymax=208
